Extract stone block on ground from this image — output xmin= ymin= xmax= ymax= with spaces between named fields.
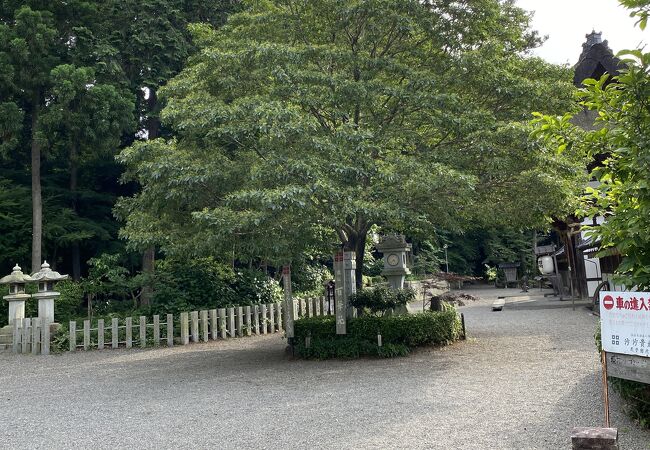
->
xmin=571 ymin=427 xmax=618 ymax=450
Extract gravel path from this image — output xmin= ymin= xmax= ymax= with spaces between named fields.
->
xmin=1 ymin=286 xmax=649 ymax=449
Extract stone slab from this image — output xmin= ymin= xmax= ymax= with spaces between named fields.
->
xmin=571 ymin=427 xmax=618 ymax=450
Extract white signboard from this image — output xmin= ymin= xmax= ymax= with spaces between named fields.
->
xmin=600 ymin=291 xmax=650 ymax=358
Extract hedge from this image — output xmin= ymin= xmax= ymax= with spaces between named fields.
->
xmin=293 ymin=310 xmax=462 ymax=359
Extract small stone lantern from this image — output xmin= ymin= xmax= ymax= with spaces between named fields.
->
xmin=31 ymin=261 xmax=68 ymax=324
xmin=0 ymin=264 xmax=33 ymax=325
xmin=376 ymin=234 xmax=412 ymax=290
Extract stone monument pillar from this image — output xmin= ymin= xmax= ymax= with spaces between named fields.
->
xmin=376 ymin=234 xmax=411 ymax=290
xmin=0 ymin=264 xmax=33 ymax=325
xmin=282 ymin=265 xmax=295 ymax=340
xmin=333 ymin=251 xmax=357 ymax=334
xmin=30 ymin=261 xmax=68 ymax=324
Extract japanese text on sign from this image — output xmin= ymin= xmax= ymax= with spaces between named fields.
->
xmin=600 ymin=291 xmax=650 ymax=358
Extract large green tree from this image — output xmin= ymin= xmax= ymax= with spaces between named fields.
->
xmin=117 ymin=0 xmax=583 ymax=287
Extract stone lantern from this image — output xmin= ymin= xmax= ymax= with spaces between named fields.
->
xmin=376 ymin=234 xmax=412 ymax=290
xmin=0 ymin=264 xmax=33 ymax=325
xmin=31 ymin=261 xmax=68 ymax=324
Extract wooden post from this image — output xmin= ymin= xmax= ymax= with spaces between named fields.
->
xmin=31 ymin=318 xmax=40 ymax=355
xmin=245 ymin=306 xmax=252 ymax=336
xmin=300 ymin=298 xmax=306 ymax=318
xmin=22 ymin=318 xmax=30 ymax=354
xmin=180 ymin=312 xmax=189 ymax=345
xmin=321 ymin=297 xmax=327 ymax=315
xmin=69 ymin=321 xmax=76 ymax=352
xmin=200 ymin=310 xmax=209 ymax=342
xmin=111 ymin=318 xmax=118 ymax=349
xmin=12 ymin=318 xmax=22 ymax=353
xmin=228 ymin=307 xmax=236 ymax=338
xmin=237 ymin=307 xmax=243 ymax=337
xmin=126 ymin=317 xmax=133 ymax=348
xmin=601 ymin=351 xmax=611 ymax=428
xmin=210 ymin=309 xmax=218 ymax=340
xmin=218 ymin=308 xmax=227 ymax=339
xmin=260 ymin=304 xmax=268 ymax=334
xmin=83 ymin=319 xmax=90 ymax=351
xmin=167 ymin=314 xmax=174 ymax=347
xmin=276 ymin=303 xmax=282 ymax=332
xmin=153 ymin=315 xmax=160 ymax=346
xmin=268 ymin=304 xmax=275 ymax=333
xmin=98 ymin=319 xmax=105 ymax=350
xmin=41 ymin=321 xmax=50 ymax=355
xmin=191 ymin=311 xmax=199 ymax=343
xmin=139 ymin=316 xmax=147 ymax=348
xmin=253 ymin=305 xmax=260 ymax=335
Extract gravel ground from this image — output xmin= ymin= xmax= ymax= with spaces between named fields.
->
xmin=1 ymin=286 xmax=649 ymax=449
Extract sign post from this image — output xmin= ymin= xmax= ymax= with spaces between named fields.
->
xmin=598 ymin=291 xmax=650 ymax=427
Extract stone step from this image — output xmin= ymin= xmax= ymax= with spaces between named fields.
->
xmin=492 ymin=297 xmax=505 ymax=311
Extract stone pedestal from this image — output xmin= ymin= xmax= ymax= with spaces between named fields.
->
xmin=4 ymin=293 xmax=29 ymax=325
xmin=34 ymin=292 xmax=58 ymax=324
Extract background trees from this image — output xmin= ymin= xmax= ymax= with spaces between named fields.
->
xmin=118 ymin=0 xmax=583 ymax=287
xmin=0 ymin=0 xmax=239 ymax=279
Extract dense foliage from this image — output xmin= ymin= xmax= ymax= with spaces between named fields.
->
xmin=348 ymin=287 xmax=415 ymax=316
xmin=293 ymin=310 xmax=462 ymax=359
xmin=117 ymin=0 xmax=583 ymax=289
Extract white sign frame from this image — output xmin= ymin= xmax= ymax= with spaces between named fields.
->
xmin=599 ymin=291 xmax=650 ymax=358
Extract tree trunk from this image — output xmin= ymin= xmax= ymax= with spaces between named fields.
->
xmin=140 ymin=88 xmax=159 ymax=306
xmin=141 ymin=246 xmax=155 ymax=306
xmin=340 ymin=221 xmax=368 ymax=291
xmin=70 ymin=142 xmax=81 ymax=280
xmin=31 ymin=97 xmax=42 ymax=273
xmin=354 ymin=232 xmax=366 ymax=291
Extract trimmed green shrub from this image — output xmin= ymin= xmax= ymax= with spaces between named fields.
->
xmin=348 ymin=287 xmax=415 ymax=316
xmin=293 ymin=310 xmax=461 ymax=359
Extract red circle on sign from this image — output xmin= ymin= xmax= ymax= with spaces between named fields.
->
xmin=603 ymin=295 xmax=614 ymax=310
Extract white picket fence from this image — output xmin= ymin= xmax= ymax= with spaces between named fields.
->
xmin=12 ymin=296 xmax=333 ymax=355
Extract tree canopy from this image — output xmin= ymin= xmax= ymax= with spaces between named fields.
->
xmin=118 ymin=0 xmax=584 ymax=285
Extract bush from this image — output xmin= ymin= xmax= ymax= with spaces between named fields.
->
xmin=293 ymin=310 xmax=461 ymax=359
xmin=151 ymin=258 xmax=282 ymax=316
xmin=348 ymin=287 xmax=415 ymax=316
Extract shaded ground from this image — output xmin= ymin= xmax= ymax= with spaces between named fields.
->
xmin=1 ymin=285 xmax=648 ymax=449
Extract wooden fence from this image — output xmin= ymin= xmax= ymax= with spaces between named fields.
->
xmin=12 ymin=296 xmax=332 ymax=355
xmin=12 ymin=318 xmax=52 ymax=355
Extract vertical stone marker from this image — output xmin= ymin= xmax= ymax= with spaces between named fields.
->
xmin=283 ymin=265 xmax=295 ymax=339
xmin=97 ymin=319 xmax=104 ymax=350
xmin=111 ymin=318 xmax=118 ymax=349
xmin=334 ymin=251 xmax=357 ymax=334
